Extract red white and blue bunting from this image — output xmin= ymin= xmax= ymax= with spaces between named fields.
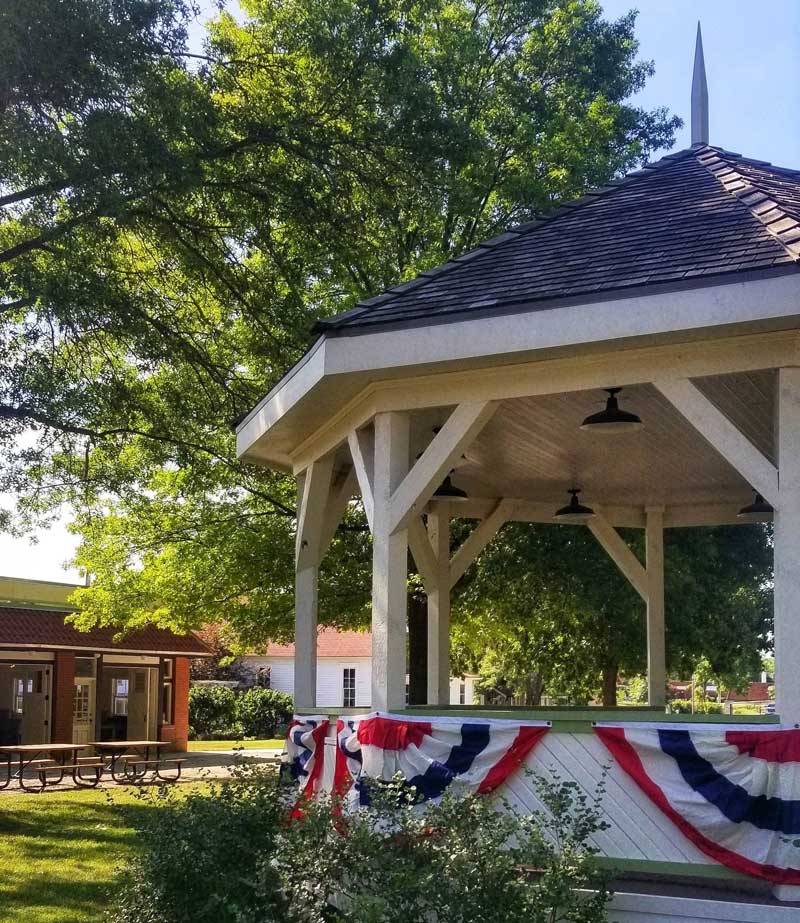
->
xmin=282 ymin=714 xmax=330 ymax=813
xmin=334 ymin=712 xmax=549 ymax=807
xmin=595 ymin=723 xmax=800 ymax=884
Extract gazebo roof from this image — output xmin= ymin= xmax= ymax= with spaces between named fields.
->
xmin=319 ymin=144 xmax=800 ymax=335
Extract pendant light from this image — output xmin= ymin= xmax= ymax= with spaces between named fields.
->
xmin=737 ymin=490 xmax=773 ymax=522
xmin=554 ymin=488 xmax=595 ymax=522
xmin=432 ymin=473 xmax=468 ymax=501
xmin=581 ymin=387 xmax=643 ymax=433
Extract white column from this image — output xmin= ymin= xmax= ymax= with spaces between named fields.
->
xmin=427 ymin=506 xmax=451 ymax=705
xmin=646 ymin=507 xmax=666 ymax=709
xmin=294 ymin=458 xmax=334 ymax=712
xmin=774 ymin=368 xmax=800 ymax=723
xmin=371 ymin=412 xmax=410 ymax=711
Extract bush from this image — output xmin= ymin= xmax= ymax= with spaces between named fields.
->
xmin=188 ymin=684 xmax=237 ymax=739
xmin=109 ymin=764 xmax=610 ymax=923
xmin=109 ymin=765 xmax=291 ymax=923
xmin=234 ymin=686 xmax=293 ymax=738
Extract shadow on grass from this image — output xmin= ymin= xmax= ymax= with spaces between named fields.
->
xmin=0 ymin=791 xmax=161 ymax=923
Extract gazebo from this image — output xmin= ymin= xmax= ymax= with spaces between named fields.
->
xmin=238 ymin=31 xmax=800 ymax=917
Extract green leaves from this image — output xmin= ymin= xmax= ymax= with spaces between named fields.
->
xmin=0 ymin=0 xmax=681 ymax=643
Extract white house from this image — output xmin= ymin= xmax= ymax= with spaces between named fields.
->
xmin=238 ymin=627 xmax=479 ymax=709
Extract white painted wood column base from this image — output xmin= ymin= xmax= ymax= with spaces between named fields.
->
xmin=371 ymin=412 xmax=410 ymax=712
xmin=294 ymin=564 xmax=319 ymax=711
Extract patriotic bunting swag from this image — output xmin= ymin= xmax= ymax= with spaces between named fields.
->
xmin=334 ymin=712 xmax=549 ymax=807
xmin=595 ymin=724 xmax=800 ymax=884
xmin=281 ymin=715 xmax=329 ymax=815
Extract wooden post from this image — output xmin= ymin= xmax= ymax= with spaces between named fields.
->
xmin=294 ymin=458 xmax=334 ymax=711
xmin=774 ymin=368 xmax=800 ymax=723
xmin=427 ymin=506 xmax=451 ymax=705
xmin=371 ymin=412 xmax=410 ymax=711
xmin=646 ymin=507 xmax=666 ymax=709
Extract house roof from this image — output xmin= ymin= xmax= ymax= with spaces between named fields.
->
xmin=0 ymin=606 xmax=212 ymax=657
xmin=259 ymin=627 xmax=372 ymax=658
xmin=316 ymin=145 xmax=800 ymax=335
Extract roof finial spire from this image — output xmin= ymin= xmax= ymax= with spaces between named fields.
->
xmin=691 ymin=21 xmax=709 ymax=145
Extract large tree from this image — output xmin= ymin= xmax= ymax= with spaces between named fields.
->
xmin=5 ymin=0 xmax=762 ymax=701
xmin=451 ymin=523 xmax=773 ymax=705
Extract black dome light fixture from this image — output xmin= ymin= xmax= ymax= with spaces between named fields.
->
xmin=554 ymin=488 xmax=595 ymax=522
xmin=737 ymin=490 xmax=773 ymax=522
xmin=581 ymin=387 xmax=643 ymax=434
xmin=432 ymin=472 xmax=468 ymax=501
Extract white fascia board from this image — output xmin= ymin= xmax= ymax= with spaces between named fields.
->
xmin=237 ymin=272 xmax=800 ymax=465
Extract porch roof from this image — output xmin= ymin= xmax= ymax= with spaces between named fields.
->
xmin=0 ymin=606 xmax=211 ymax=657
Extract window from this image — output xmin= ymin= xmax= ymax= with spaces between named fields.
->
xmin=162 ymin=659 xmax=174 ymax=724
xmin=113 ymin=678 xmax=129 ymax=716
xmin=342 ymin=668 xmax=356 ymax=708
xmin=13 ymin=678 xmax=25 ymax=714
xmin=73 ymin=683 xmax=91 ymax=722
xmin=459 ymin=681 xmax=466 ymax=705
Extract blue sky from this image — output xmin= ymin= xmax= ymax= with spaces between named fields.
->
xmin=600 ymin=0 xmax=800 ymax=166
xmin=2 ymin=1 xmax=797 ymax=582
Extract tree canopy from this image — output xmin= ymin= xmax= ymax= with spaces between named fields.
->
xmin=0 ymin=0 xmax=768 ymax=697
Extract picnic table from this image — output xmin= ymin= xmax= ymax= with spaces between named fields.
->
xmin=0 ymin=743 xmax=102 ymax=792
xmin=91 ymin=740 xmax=185 ymax=783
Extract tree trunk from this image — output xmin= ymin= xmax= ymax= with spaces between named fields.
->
xmin=601 ymin=664 xmax=618 ymax=707
xmin=407 ymin=591 xmax=428 ymax=705
xmin=523 ymin=673 xmax=545 ymax=706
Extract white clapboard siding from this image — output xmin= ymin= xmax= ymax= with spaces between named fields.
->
xmin=242 ymin=656 xmax=371 ymax=708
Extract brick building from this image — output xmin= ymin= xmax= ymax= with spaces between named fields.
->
xmin=0 ymin=576 xmax=209 ymax=751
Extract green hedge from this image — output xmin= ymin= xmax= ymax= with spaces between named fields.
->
xmin=189 ymin=685 xmax=293 ymax=739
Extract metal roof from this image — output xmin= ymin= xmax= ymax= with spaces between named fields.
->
xmin=316 ymin=145 xmax=800 ymax=335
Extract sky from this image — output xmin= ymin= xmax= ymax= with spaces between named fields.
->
xmin=1 ymin=1 xmax=798 ymax=583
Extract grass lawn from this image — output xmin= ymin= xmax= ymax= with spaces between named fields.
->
xmin=187 ymin=738 xmax=284 ymax=750
xmin=0 ymin=785 xmax=202 ymax=923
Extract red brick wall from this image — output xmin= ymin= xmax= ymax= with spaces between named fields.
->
xmin=52 ymin=651 xmax=76 ymax=743
xmin=159 ymin=656 xmax=190 ymax=751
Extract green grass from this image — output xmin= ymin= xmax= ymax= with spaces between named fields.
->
xmin=0 ymin=787 xmax=152 ymax=923
xmin=187 ymin=738 xmax=284 ymax=751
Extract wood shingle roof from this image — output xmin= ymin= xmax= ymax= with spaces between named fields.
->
xmin=317 ymin=145 xmax=800 ymax=335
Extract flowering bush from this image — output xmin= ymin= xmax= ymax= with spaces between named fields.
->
xmin=109 ymin=763 xmax=610 ymax=923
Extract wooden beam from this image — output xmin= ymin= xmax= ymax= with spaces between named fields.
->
xmin=388 ymin=402 xmax=497 ymax=535
xmin=348 ymin=426 xmax=375 ymax=531
xmin=588 ymin=513 xmax=648 ymax=602
xmin=774 ymin=368 xmax=800 ymax=721
xmin=408 ymin=515 xmax=438 ymax=593
xmin=294 ymin=459 xmax=334 ymax=711
xmin=371 ymin=412 xmax=411 ymax=712
xmin=427 ymin=507 xmax=451 ymax=705
xmin=645 ymin=507 xmax=666 ymax=708
xmin=317 ymin=466 xmax=358 ymax=558
xmin=449 ymin=499 xmax=517 ymax=590
xmin=654 ymin=377 xmax=779 ymax=508
xmin=295 ymin=455 xmax=335 ymax=570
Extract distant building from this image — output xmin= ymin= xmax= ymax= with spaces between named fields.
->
xmin=237 ymin=627 xmax=480 ymax=708
xmin=0 ymin=576 xmax=210 ymax=751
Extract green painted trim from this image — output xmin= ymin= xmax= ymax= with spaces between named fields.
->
xmin=595 ymin=856 xmax=754 ymax=882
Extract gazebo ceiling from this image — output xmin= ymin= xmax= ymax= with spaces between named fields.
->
xmin=403 ymin=370 xmax=776 ymax=511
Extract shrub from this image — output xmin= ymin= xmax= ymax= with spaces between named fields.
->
xmin=109 ymin=765 xmax=291 ymax=923
xmin=109 ymin=764 xmax=610 ymax=923
xmin=187 ymin=684 xmax=236 ymax=738
xmin=234 ymin=686 xmax=294 ymax=738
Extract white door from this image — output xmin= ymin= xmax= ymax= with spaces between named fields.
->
xmin=126 ymin=669 xmax=151 ymax=739
xmin=72 ymin=677 xmax=96 ymax=745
